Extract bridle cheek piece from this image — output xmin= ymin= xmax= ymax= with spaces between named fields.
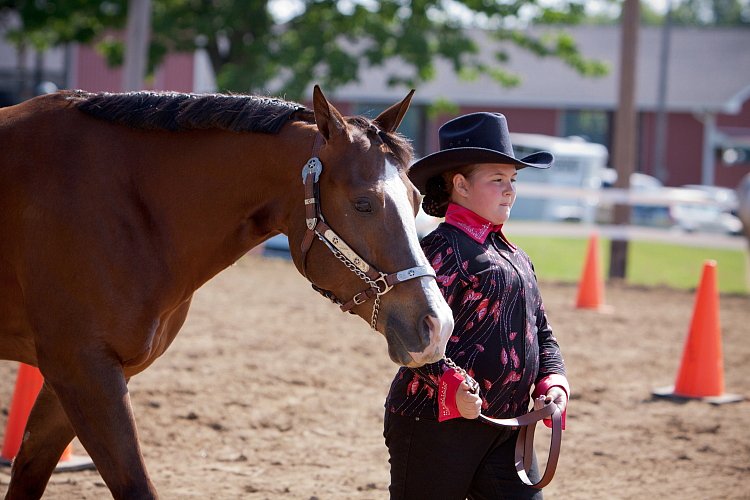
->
xmin=299 ymin=134 xmax=436 ymax=330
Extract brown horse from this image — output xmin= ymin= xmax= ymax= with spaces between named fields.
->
xmin=0 ymin=86 xmax=453 ymax=499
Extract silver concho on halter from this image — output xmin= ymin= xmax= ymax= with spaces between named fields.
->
xmin=302 ymin=157 xmax=323 ymax=183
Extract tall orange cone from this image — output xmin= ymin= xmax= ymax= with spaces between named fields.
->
xmin=653 ymin=260 xmax=743 ymax=404
xmin=575 ymin=233 xmax=607 ymax=310
xmin=1 ymin=363 xmax=95 ymax=471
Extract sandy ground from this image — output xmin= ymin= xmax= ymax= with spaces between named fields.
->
xmin=1 ymin=253 xmax=748 ymax=499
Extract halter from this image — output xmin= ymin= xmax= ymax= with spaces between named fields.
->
xmin=299 ymin=134 xmax=436 ymax=330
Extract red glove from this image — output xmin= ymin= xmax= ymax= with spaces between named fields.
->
xmin=438 ymin=368 xmax=482 ymax=422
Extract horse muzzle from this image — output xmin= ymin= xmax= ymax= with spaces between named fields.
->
xmin=385 ymin=294 xmax=454 ymax=367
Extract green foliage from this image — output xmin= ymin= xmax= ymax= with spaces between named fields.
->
xmin=494 ymin=29 xmax=609 ymax=79
xmin=670 ymin=0 xmax=750 ymax=25
xmin=583 ymin=0 xmax=750 ymax=26
xmin=97 ymin=36 xmax=125 ymax=67
xmin=427 ymin=96 xmax=460 ymax=118
xmin=0 ymin=0 xmax=127 ymax=49
xmin=1 ymin=0 xmax=609 ymax=98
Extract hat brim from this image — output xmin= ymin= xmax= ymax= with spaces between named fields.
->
xmin=408 ymin=147 xmax=553 ymax=194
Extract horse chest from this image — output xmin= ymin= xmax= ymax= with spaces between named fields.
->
xmin=122 ymin=299 xmax=192 ymax=375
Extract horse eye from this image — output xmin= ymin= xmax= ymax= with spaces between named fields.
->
xmin=354 ymin=199 xmax=373 ymax=213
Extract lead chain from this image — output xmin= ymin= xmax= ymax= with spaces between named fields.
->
xmin=371 ymin=296 xmax=381 ymax=330
xmin=443 ymin=356 xmax=480 ymax=394
xmin=318 ymin=233 xmax=382 ymax=329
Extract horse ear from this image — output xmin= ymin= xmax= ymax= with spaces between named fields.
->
xmin=373 ymin=89 xmax=415 ymax=133
xmin=312 ymin=85 xmax=347 ymax=141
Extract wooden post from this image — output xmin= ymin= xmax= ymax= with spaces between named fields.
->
xmin=609 ymin=0 xmax=640 ymax=280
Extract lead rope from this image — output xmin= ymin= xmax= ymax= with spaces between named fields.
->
xmin=415 ymin=357 xmax=562 ymax=489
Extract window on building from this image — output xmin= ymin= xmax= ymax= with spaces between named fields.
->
xmin=562 ymin=110 xmax=612 ymax=149
xmin=353 ymin=102 xmax=426 ymax=158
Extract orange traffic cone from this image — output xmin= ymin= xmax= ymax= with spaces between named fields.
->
xmin=653 ymin=260 xmax=743 ymax=404
xmin=1 ymin=363 xmax=95 ymax=471
xmin=575 ymin=233 xmax=608 ymax=311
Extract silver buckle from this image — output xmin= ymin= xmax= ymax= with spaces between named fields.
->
xmin=373 ymin=274 xmax=393 ymax=296
xmin=352 ymin=292 xmax=368 ymax=305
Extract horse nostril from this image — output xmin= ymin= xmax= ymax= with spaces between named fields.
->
xmin=422 ymin=315 xmax=439 ymax=343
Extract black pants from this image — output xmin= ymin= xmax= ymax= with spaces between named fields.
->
xmin=384 ymin=412 xmax=543 ymax=500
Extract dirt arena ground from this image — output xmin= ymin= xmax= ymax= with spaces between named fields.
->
xmin=1 ymin=253 xmax=748 ymax=499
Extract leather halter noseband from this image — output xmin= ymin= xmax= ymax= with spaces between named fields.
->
xmin=299 ymin=134 xmax=436 ymax=330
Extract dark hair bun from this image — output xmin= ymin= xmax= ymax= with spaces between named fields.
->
xmin=422 ymin=176 xmax=450 ymax=217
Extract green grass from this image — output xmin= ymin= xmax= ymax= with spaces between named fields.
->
xmin=509 ymin=236 xmax=749 ymax=295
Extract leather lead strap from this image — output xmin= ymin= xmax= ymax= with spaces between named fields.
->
xmin=478 ymin=400 xmax=562 ymax=489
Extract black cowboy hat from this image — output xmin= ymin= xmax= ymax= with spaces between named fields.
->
xmin=408 ymin=112 xmax=554 ymax=194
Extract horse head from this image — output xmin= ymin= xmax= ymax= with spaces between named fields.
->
xmin=287 ymin=86 xmax=453 ymax=367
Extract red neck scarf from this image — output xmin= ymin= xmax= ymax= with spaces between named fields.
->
xmin=444 ymin=203 xmax=515 ymax=249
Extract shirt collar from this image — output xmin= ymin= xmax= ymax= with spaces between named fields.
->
xmin=444 ymin=202 xmax=516 ymax=249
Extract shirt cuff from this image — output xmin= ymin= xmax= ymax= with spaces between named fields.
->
xmin=532 ymin=374 xmax=570 ymax=430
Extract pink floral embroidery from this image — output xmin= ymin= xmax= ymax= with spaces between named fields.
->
xmin=437 ymin=272 xmax=457 ymax=287
xmin=462 ymin=290 xmax=482 ymax=304
xmin=476 ymin=298 xmax=489 ymax=320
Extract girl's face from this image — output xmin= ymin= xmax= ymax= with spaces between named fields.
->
xmin=451 ymin=163 xmax=517 ymax=225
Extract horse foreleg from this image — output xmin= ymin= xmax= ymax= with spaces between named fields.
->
xmin=35 ymin=354 xmax=157 ymax=500
xmin=4 ymin=383 xmax=75 ymax=500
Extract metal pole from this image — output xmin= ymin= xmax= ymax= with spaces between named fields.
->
xmin=701 ymin=112 xmax=716 ymax=186
xmin=123 ymin=0 xmax=152 ymax=92
xmin=609 ymin=0 xmax=640 ymax=280
xmin=653 ymin=0 xmax=672 ymax=184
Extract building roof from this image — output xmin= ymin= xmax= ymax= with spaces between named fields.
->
xmin=330 ymin=25 xmax=750 ymax=115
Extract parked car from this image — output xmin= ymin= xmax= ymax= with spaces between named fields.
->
xmin=680 ymin=184 xmax=739 ymax=215
xmin=628 ymin=173 xmax=674 ymax=228
xmin=600 ymin=173 xmax=742 ymax=235
xmin=670 ymin=202 xmax=743 ymax=235
xmin=263 ymin=234 xmax=292 ymax=258
xmin=599 ymin=172 xmax=673 ymax=227
xmin=510 ymin=133 xmax=609 ymax=223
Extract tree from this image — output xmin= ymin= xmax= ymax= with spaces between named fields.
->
xmin=670 ymin=0 xmax=750 ymax=25
xmin=0 ymin=0 xmax=126 ymax=98
xmin=581 ymin=0 xmax=750 ymax=26
xmin=0 ymin=0 xmax=126 ymax=49
xmin=2 ymin=0 xmax=608 ymax=99
xmin=148 ymin=0 xmax=607 ymax=97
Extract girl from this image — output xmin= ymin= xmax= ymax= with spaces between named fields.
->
xmin=385 ymin=112 xmax=569 ymax=500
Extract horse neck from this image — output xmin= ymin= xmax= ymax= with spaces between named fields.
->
xmin=145 ymin=122 xmax=316 ymax=290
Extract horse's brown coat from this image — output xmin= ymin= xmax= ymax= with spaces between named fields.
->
xmin=0 ymin=87 xmax=451 ymax=499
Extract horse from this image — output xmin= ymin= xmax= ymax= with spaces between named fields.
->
xmin=0 ymin=85 xmax=453 ymax=499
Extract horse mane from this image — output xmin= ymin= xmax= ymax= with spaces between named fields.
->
xmin=66 ymin=90 xmax=413 ymax=166
xmin=347 ymin=115 xmax=414 ymax=169
xmin=67 ymin=90 xmax=313 ymax=134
